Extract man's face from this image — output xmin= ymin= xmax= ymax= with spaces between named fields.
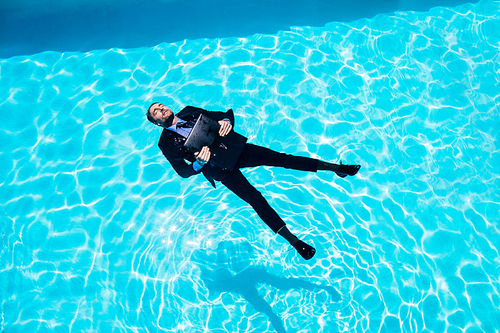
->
xmin=149 ymin=103 xmax=176 ymax=127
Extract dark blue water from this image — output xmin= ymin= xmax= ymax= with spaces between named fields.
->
xmin=0 ymin=0 xmax=480 ymax=58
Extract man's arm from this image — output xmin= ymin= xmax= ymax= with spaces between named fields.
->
xmin=163 ymin=147 xmax=200 ymax=178
xmin=158 ymin=131 xmax=201 ymax=178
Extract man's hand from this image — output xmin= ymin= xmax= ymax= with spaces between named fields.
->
xmin=218 ymin=120 xmax=232 ymax=137
xmin=194 ymin=146 xmax=211 ymax=166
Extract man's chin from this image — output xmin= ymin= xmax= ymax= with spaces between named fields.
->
xmin=163 ymin=114 xmax=174 ymax=127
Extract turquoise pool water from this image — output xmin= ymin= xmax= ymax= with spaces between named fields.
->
xmin=1 ymin=0 xmax=499 ymax=332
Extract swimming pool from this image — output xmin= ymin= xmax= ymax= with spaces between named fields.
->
xmin=1 ymin=0 xmax=499 ymax=332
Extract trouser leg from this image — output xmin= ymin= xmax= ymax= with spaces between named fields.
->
xmin=235 ymin=144 xmax=319 ymax=171
xmin=220 ymin=170 xmax=285 ymax=233
xmin=221 ymin=170 xmax=316 ymax=259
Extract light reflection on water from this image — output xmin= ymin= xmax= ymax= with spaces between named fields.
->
xmin=1 ymin=1 xmax=499 ymax=332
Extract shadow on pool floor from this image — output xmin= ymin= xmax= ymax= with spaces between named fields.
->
xmin=193 ymin=241 xmax=342 ymax=332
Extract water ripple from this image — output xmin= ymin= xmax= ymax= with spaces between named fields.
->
xmin=1 ymin=1 xmax=500 ymax=332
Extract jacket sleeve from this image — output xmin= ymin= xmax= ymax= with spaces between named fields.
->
xmin=161 ymin=144 xmax=199 ymax=178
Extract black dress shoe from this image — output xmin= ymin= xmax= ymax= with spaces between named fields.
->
xmin=335 ymin=164 xmax=361 ymax=178
xmin=294 ymin=240 xmax=316 ymax=260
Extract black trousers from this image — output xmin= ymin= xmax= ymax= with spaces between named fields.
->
xmin=215 ymin=144 xmax=318 ymax=233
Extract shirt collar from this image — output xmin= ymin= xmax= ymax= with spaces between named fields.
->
xmin=167 ymin=118 xmax=185 ymax=132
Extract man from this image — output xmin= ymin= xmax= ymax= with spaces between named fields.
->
xmin=147 ymin=103 xmax=361 ymax=260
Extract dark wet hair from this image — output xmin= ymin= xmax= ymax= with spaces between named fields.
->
xmin=146 ymin=102 xmax=160 ymax=125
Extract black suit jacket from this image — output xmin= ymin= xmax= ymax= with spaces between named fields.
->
xmin=158 ymin=106 xmax=235 ymax=188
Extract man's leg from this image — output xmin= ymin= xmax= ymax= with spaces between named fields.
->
xmin=235 ymin=144 xmax=318 ymax=171
xmin=235 ymin=144 xmax=360 ymax=177
xmin=317 ymin=161 xmax=361 ymax=177
xmin=221 ymin=170 xmax=315 ymax=260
